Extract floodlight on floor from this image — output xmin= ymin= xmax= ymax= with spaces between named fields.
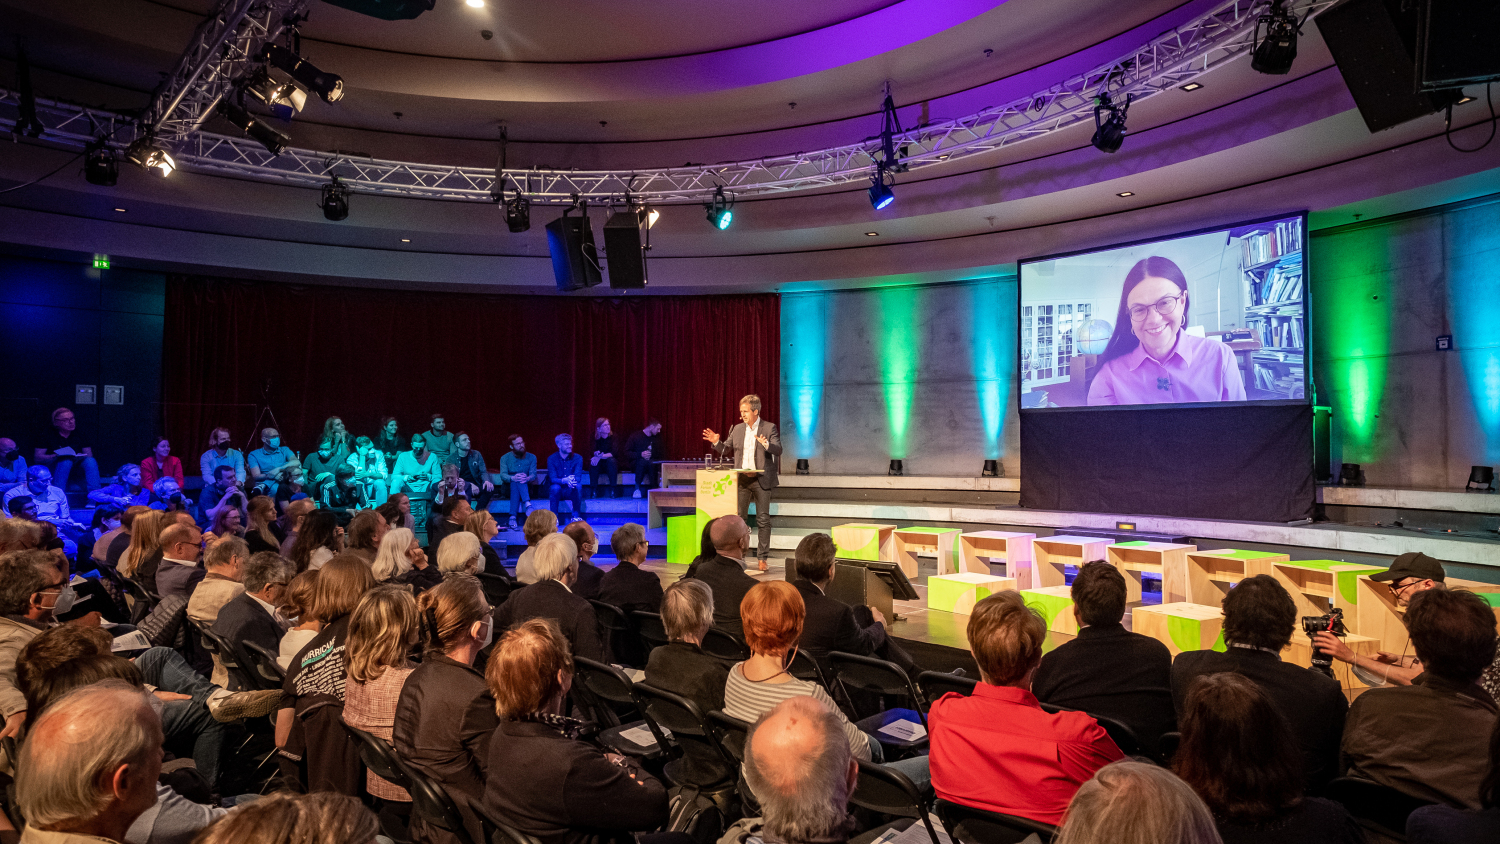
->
xmin=796 ymin=459 xmax=810 ymax=475
xmin=982 ymin=460 xmax=1001 ymax=477
xmin=1468 ymin=466 xmax=1496 ymax=493
xmin=1339 ymin=463 xmax=1364 ymax=487
xmin=888 ymin=459 xmax=904 ymax=477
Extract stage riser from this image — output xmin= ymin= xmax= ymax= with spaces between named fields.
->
xmin=1317 ymin=503 xmax=1499 ymax=536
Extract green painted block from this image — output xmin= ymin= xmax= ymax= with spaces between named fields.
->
xmin=667 ymin=516 xmax=698 ymax=564
xmin=928 ymin=573 xmax=1013 ymax=614
xmin=1479 ymin=593 xmax=1500 ymax=608
xmin=1113 ymin=540 xmax=1153 ymax=547
xmin=1165 ymin=615 xmax=1227 ymax=653
xmin=1021 ymin=587 xmax=1078 ymax=634
xmin=1210 ymin=549 xmax=1286 ymax=560
xmin=1286 ymin=560 xmax=1387 ymax=607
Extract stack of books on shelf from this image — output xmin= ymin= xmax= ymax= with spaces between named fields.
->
xmin=1254 ymin=263 xmax=1303 ymax=307
xmin=1241 ymin=221 xmax=1304 ymax=267
xmin=1256 ymin=319 xmax=1304 ymax=349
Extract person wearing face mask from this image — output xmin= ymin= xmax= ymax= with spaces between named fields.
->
xmin=0 ymin=438 xmax=27 ymax=496
xmin=0 ymin=549 xmax=93 ymax=740
xmin=493 ymin=533 xmax=605 ymax=662
xmin=1087 ymin=256 xmax=1247 ymax=406
xmin=200 ymin=426 xmax=246 ymax=486
xmin=391 ymin=433 xmax=442 ymax=544
xmin=393 ymin=574 xmax=500 ymax=844
xmin=560 ymin=520 xmax=603 ymax=600
xmin=247 ymin=428 xmax=300 ymax=498
xmin=499 ymin=434 xmax=538 ymax=530
xmin=140 ymin=435 xmax=186 ymax=491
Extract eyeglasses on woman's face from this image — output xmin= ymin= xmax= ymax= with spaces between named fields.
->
xmin=1128 ymin=293 xmax=1184 ymax=322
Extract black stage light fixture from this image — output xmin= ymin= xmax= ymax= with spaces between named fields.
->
xmin=1091 ymin=91 xmax=1132 ymax=153
xmin=319 ymin=176 xmax=350 ymax=221
xmin=1468 ymin=465 xmax=1496 ymax=493
xmin=264 ymin=44 xmax=343 ymax=104
xmin=218 ymin=101 xmax=290 ymax=154
xmin=982 ymin=459 xmax=1001 ymax=478
xmin=868 ymin=166 xmax=896 ymax=210
xmin=1339 ymin=463 xmax=1365 ymax=487
xmin=245 ymin=67 xmax=307 ymax=120
xmin=125 ymin=135 xmax=175 ymax=177
xmin=888 ymin=459 xmax=904 ymax=477
xmin=795 ymin=459 xmax=810 ymax=475
xmin=1252 ymin=0 xmax=1300 ymax=75
xmin=505 ymin=191 xmax=532 ymax=233
xmin=704 ymin=186 xmax=734 ymax=230
xmin=84 ymin=138 xmax=118 ymax=187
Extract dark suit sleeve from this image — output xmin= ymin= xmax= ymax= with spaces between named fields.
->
xmin=832 ymin=605 xmax=881 ymax=657
xmin=561 ymin=752 xmax=669 ymax=832
xmin=571 ymin=605 xmax=606 ymax=662
xmin=764 ymin=423 xmax=782 ymax=457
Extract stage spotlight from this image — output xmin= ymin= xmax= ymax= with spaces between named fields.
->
xmin=125 ymin=135 xmax=176 ymax=177
xmin=705 ymin=186 xmax=734 ymax=230
xmin=84 ymin=138 xmax=118 ymax=187
xmin=1251 ymin=0 xmax=1299 ymax=75
xmin=320 ymin=176 xmax=350 ymax=221
xmin=888 ymin=459 xmax=904 ymax=477
xmin=868 ymin=167 xmax=896 ymax=210
xmin=982 ymin=459 xmax=1001 ymax=478
xmin=265 ymin=44 xmax=344 ymax=104
xmin=1468 ymin=466 xmax=1496 ymax=493
xmin=504 ymin=191 xmax=531 ymax=233
xmin=1091 ymin=92 xmax=1132 ymax=154
xmin=795 ymin=459 xmax=810 ymax=475
xmin=643 ymin=206 xmax=660 ymax=228
xmin=1339 ymin=463 xmax=1365 ymax=487
xmin=218 ymin=101 xmax=290 ymax=154
xmin=245 ymin=67 xmax=307 ymax=120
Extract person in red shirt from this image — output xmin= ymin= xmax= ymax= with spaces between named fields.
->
xmin=930 ymin=590 xmax=1124 ymax=826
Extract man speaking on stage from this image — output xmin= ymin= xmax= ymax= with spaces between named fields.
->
xmin=702 ymin=394 xmax=781 ymax=572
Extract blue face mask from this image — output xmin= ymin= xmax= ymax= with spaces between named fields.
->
xmin=269 ymin=438 xmax=281 ymax=449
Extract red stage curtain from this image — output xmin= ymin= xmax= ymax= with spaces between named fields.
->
xmin=162 ymin=276 xmax=780 ymax=469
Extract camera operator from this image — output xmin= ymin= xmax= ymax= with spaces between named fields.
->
xmin=1312 ymin=552 xmax=1445 ymax=687
xmin=199 ymin=465 xmax=246 ymax=527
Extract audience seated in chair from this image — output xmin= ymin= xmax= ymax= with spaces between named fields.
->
xmin=391 ymin=432 xmax=442 ymax=540
xmin=192 ymin=791 xmax=377 ymax=844
xmin=428 ymin=495 xmax=473 ymax=557
xmin=277 ymin=570 xmax=321 ymax=670
xmin=188 ymin=535 xmax=249 ymax=687
xmin=624 ymin=419 xmax=663 ymax=500
xmin=198 ymin=465 xmax=244 ymax=528
xmin=599 ymin=522 xmax=663 ymax=616
xmin=484 ymin=618 xmax=669 ymax=844
xmin=344 ymin=508 xmax=387 ymax=566
xmin=422 ymin=413 xmax=456 ymax=465
xmin=321 ymin=464 xmax=368 ymax=512
xmin=288 ymin=508 xmax=342 ymax=573
xmin=501 ymin=434 xmax=538 ymax=530
xmin=117 ymin=509 xmax=163 ymax=583
xmin=547 ymin=434 xmax=587 ymax=524
xmin=1032 ymin=560 xmax=1176 ymax=759
xmin=723 ymin=696 xmax=861 ymax=844
xmin=644 ymin=578 xmax=731 ymax=784
xmin=495 ymin=533 xmax=606 ymax=662
xmin=1052 ymin=761 xmax=1220 ymax=844
xmin=89 ymin=463 xmax=149 ymax=510
xmin=244 ymin=495 xmax=286 ymax=557
xmin=0 ymin=438 xmax=27 ymax=497
xmin=373 ymin=417 xmax=403 ymax=473
xmin=301 ymin=437 xmax=345 ymax=503
xmin=437 ymin=530 xmax=484 ymax=576
xmin=277 ymin=498 xmax=314 ymax=557
xmin=930 ymin=590 xmax=1123 ymax=826
xmin=393 ymin=573 xmax=498 ymax=844
xmin=348 ymin=435 xmax=391 ymax=507
xmin=1170 ymin=574 xmax=1346 ymax=791
xmin=1174 ymin=671 xmax=1359 ymax=844
xmin=0 ymin=550 xmax=71 ymax=741
xmin=4 ymin=467 xmax=87 ymax=553
xmin=150 ymin=476 xmax=192 ymax=516
xmin=343 ymin=584 xmax=420 ymax=806
xmin=154 ymin=522 xmax=206 ymax=602
xmin=1406 ymin=716 xmax=1500 ymax=843
xmin=88 ymin=504 xmax=128 ymax=567
xmin=562 ymin=520 xmax=603 ymax=600
xmin=246 ymin=427 xmax=300 ymax=499
xmin=214 ymin=550 xmax=292 ymax=689
xmin=140 ymin=435 xmax=185 ymax=491
xmin=370 ymin=526 xmax=414 ymax=584
xmin=515 ymin=508 xmax=559 ymax=585
xmin=465 ymin=509 xmax=510 ymax=578
xmin=33 ymin=406 xmax=101 ymax=493
xmin=689 ymin=516 xmax=759 ymax=639
xmin=453 ymin=431 xmax=495 ymax=513
xmin=200 ymin=426 xmax=245 ymax=487
xmin=1341 ymin=586 xmax=1498 ymax=809
xmin=790 ymin=532 xmax=916 ymax=678
xmin=588 ymin=417 xmax=619 ymax=499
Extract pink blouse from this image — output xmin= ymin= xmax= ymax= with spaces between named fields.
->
xmin=1087 ymin=331 xmax=1247 ymax=406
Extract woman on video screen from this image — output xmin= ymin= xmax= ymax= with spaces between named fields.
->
xmin=1087 ymin=256 xmax=1246 ymax=406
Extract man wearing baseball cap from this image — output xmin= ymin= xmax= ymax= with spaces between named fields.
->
xmin=1313 ymin=551 xmax=1445 ymax=687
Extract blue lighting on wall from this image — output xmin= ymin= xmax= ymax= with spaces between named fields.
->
xmin=971 ymin=279 xmax=1014 ymax=460
xmin=782 ymin=294 xmax=828 ymax=458
xmin=1451 ymin=224 xmax=1500 ymax=461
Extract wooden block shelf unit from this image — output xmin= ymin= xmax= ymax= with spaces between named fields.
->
xmin=1021 ymin=586 xmax=1079 ymax=635
xmin=928 ymin=573 xmax=1016 ymax=615
xmin=1266 ymin=560 xmax=1387 ymax=622
xmin=832 ymin=524 xmax=898 ymax=563
xmin=1032 ymin=535 xmax=1111 ymax=589
xmin=958 ymin=531 xmax=1036 ymax=588
xmin=893 ymin=527 xmax=963 ymax=578
xmin=1105 ymin=541 xmax=1197 ymax=606
xmin=1133 ymin=603 xmax=1226 ymax=657
xmin=1285 ymin=630 xmax=1383 ymax=698
xmin=1183 ymin=549 xmax=1291 ymax=607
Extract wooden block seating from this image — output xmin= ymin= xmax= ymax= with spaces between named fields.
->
xmin=893 ymin=527 xmax=963 ymax=578
xmin=1266 ymin=560 xmax=1387 ymax=620
xmin=1285 ymin=630 xmax=1383 ymax=698
xmin=1133 ymin=603 xmax=1226 ymax=657
xmin=958 ymin=531 xmax=1036 ymax=587
xmin=1021 ymin=586 xmax=1079 ymax=635
xmin=927 ymin=573 xmax=1015 ymax=615
xmin=833 ymin=523 xmax=898 ymax=562
xmin=647 ymin=486 xmax=696 ymax=529
xmin=1356 ymin=576 xmax=1500 ymax=653
xmin=1182 ymin=549 xmax=1290 ymax=607
xmin=666 ymin=515 xmax=697 ymax=564
xmin=1105 ymin=541 xmax=1197 ymax=605
xmin=1032 ymin=535 xmax=1110 ymax=589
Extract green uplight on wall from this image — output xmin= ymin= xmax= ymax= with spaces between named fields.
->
xmin=876 ymin=286 xmax=921 ymax=459
xmin=970 ymin=280 xmax=1014 ymax=460
xmin=1315 ymin=236 xmax=1390 ymax=462
xmin=782 ymin=294 xmax=828 ymax=458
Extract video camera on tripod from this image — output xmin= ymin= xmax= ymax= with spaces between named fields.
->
xmin=1301 ymin=606 xmax=1347 ymax=677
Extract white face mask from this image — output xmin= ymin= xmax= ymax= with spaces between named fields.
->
xmin=474 ymin=618 xmax=493 ymax=649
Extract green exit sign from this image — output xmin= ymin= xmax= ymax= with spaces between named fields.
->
xmin=92 ymin=254 xmax=110 ymax=269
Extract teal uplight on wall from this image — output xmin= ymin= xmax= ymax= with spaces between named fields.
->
xmin=782 ymin=294 xmax=828 ymax=458
xmin=1448 ymin=222 xmax=1500 ymax=461
xmin=971 ymin=279 xmax=1014 ymax=460
xmin=875 ymin=285 xmax=922 ymax=459
xmin=1315 ymin=237 xmax=1390 ymax=462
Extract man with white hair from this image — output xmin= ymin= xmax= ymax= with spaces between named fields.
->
xmin=492 ymin=532 xmax=604 ymax=661
xmin=15 ymin=681 xmax=164 ymax=843
xmin=724 ymin=696 xmax=859 ymax=844
xmin=188 ymin=536 xmax=249 ymax=687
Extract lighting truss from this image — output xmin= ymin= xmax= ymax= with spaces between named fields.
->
xmin=0 ymin=0 xmax=1334 ymax=205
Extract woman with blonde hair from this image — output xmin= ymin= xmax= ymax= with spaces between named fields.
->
xmin=372 ymin=527 xmax=413 ymax=583
xmin=245 ymin=495 xmax=283 ymax=555
xmin=1054 ymin=761 xmax=1222 ymax=844
xmin=277 ymin=570 xmax=321 ymax=669
xmin=513 ymin=508 xmax=557 ymax=585
xmin=118 ymin=509 xmax=165 ymax=578
xmin=437 ymin=531 xmax=483 ymax=575
xmin=210 ymin=502 xmax=246 ymax=538
xmin=343 ymin=584 xmax=420 ymax=804
xmin=463 ymin=509 xmax=508 ymax=578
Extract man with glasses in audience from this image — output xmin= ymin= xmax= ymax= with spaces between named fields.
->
xmin=1313 ymin=552 xmax=1446 ymax=688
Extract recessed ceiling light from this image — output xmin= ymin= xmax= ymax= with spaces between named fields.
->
xmin=465 ymin=0 xmax=484 ymax=7
xmin=865 ymin=231 xmax=879 ymax=237
xmin=937 ymin=154 xmax=949 ymax=160
xmin=113 ymin=207 xmax=126 ymax=213
xmin=400 ymin=238 xmax=411 ymax=242
xmin=1117 ymin=191 xmax=1134 ymax=197
xmin=1180 ymin=82 xmax=1203 ymax=92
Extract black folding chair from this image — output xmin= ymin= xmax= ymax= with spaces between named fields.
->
xmin=192 ymin=619 xmax=267 ymax=692
xmin=243 ymin=640 xmax=287 ymax=687
xmin=918 ymin=670 xmax=976 ymax=709
xmin=702 ymin=627 xmax=750 ymax=662
xmin=631 ymin=610 xmax=671 ymax=652
xmin=1324 ymin=776 xmax=1435 ymax=842
xmin=851 ymin=760 xmax=943 ymax=844
xmin=570 ymin=656 xmax=669 ymax=759
xmin=471 ymin=799 xmax=544 ymax=844
xmin=476 ymin=572 xmax=513 ymax=608
xmin=1036 ymin=703 xmax=1141 ymax=758
xmin=402 ymin=755 xmax=480 ymax=844
xmin=1157 ymin=731 xmax=1181 ymax=765
xmin=343 ymin=723 xmax=415 ymax=793
xmin=935 ymin=798 xmax=1058 ymax=844
xmin=706 ymin=710 xmax=750 ymax=763
xmin=828 ymin=651 xmax=929 ymax=754
xmin=119 ymin=577 xmax=156 ymax=624
xmin=633 ymin=683 xmax=739 ymax=790
xmin=788 ymin=648 xmax=831 ymax=686
xmin=590 ymin=600 xmax=645 ymax=668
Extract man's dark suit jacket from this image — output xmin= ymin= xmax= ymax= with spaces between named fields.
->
xmin=1031 ymin=622 xmax=1176 ymax=758
xmin=690 ymin=555 xmax=757 ymax=639
xmin=710 ymin=419 xmax=782 ymax=490
xmin=213 ymin=591 xmax=283 ymax=690
xmin=494 ymin=579 xmax=605 ymax=662
xmin=573 ymin=560 xmax=605 ymax=601
xmin=156 ymin=560 xmax=206 ymax=602
xmin=792 ymin=579 xmax=882 ymax=670
xmin=1172 ymin=645 xmax=1347 ymax=790
xmin=427 ymin=519 xmax=463 ymax=557
xmin=597 ymin=562 xmax=663 ymax=616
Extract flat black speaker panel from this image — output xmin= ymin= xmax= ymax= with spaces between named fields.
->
xmin=602 ymin=211 xmax=647 ymax=289
xmin=1316 ymin=0 xmax=1459 ymax=132
xmin=545 ymin=215 xmax=602 ymax=292
xmin=1417 ymin=0 xmax=1500 ymax=90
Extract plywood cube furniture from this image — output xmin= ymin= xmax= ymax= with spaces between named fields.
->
xmin=1021 ymin=586 xmax=1079 ymax=635
xmin=1266 ymin=560 xmax=1387 ymax=619
xmin=666 ymin=515 xmax=698 ymax=564
xmin=893 ymin=527 xmax=963 ymax=578
xmin=1133 ymin=602 xmax=1226 ymax=656
xmin=928 ymin=573 xmax=1016 ymax=615
xmin=832 ymin=523 xmax=897 ymax=562
xmin=1356 ymin=576 xmax=1500 ymax=653
xmin=958 ymin=531 xmax=1036 ymax=587
xmin=1032 ymin=536 xmax=1110 ymax=589
xmin=1105 ymin=541 xmax=1197 ymax=605
xmin=1285 ymin=630 xmax=1383 ymax=697
xmin=1182 ymin=549 xmax=1291 ymax=607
